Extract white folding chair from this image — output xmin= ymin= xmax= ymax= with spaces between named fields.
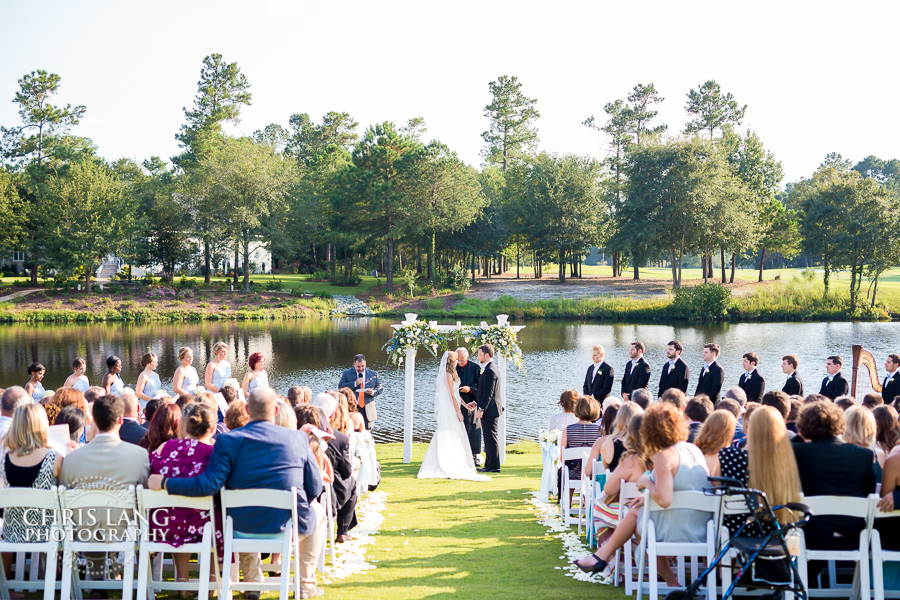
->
xmin=578 ymin=454 xmax=596 ymax=537
xmin=59 ymin=484 xmax=139 ymax=600
xmin=796 ymin=494 xmax=875 ymax=600
xmin=871 ymin=505 xmax=900 ymax=600
xmin=636 ymin=489 xmax=719 ymax=600
xmin=0 ymin=486 xmax=62 ymax=600
xmin=220 ymin=487 xmax=301 ymax=600
xmin=559 ymin=447 xmax=590 ymax=529
xmin=316 ymin=483 xmax=338 ymax=574
xmin=135 ymin=486 xmax=218 ymax=599
xmin=614 ymin=481 xmax=642 ymax=594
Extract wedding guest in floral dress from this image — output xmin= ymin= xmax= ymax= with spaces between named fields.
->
xmin=149 ymin=403 xmax=223 ymax=585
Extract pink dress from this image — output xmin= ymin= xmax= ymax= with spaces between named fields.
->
xmin=150 ymin=438 xmax=223 ymax=555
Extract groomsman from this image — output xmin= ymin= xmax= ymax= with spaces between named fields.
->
xmin=819 ymin=355 xmax=849 ymax=400
xmin=781 ymin=355 xmax=804 ymax=396
xmin=695 ymin=343 xmax=725 ymax=403
xmin=456 ymin=347 xmax=482 ymax=467
xmin=658 ymin=340 xmax=689 ymax=398
xmin=738 ymin=352 xmax=765 ymax=403
xmin=583 ymin=345 xmax=614 ymax=402
xmin=622 ymin=341 xmax=651 ymax=400
xmin=883 ymin=354 xmax=900 ymax=404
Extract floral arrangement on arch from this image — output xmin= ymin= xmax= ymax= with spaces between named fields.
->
xmin=382 ymin=320 xmax=447 ymax=368
xmin=463 ymin=323 xmax=525 ymax=373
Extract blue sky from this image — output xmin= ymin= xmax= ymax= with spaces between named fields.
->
xmin=1 ymin=0 xmax=897 ymax=184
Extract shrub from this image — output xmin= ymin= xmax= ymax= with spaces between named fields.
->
xmin=141 ymin=272 xmax=155 ymax=284
xmin=329 ymin=270 xmax=362 ymax=286
xmin=178 ymin=275 xmax=197 ymax=289
xmin=445 ymin=264 xmax=472 ymax=291
xmin=220 ymin=304 xmax=229 ymax=310
xmin=425 ymin=298 xmax=446 ymax=310
xmin=197 ymin=302 xmax=210 ymax=308
xmin=314 ymin=290 xmax=332 ymax=300
xmin=306 ymin=271 xmax=330 ymax=282
xmin=671 ymin=282 xmax=732 ymax=320
xmin=264 ymin=278 xmax=284 ymax=291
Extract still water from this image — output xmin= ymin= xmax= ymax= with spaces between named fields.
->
xmin=1 ymin=319 xmax=898 ymax=443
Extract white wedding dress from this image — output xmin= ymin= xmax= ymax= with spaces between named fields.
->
xmin=417 ymin=352 xmax=491 ymax=481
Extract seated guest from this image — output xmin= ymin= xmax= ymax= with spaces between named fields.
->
xmin=599 ymin=401 xmax=642 ymax=473
xmin=0 ymin=404 xmax=64 ymax=542
xmin=295 ymin=405 xmax=335 ymax=487
xmin=340 ymin=387 xmax=365 ymax=433
xmin=660 ymin=388 xmax=687 ymax=412
xmin=629 ymin=388 xmax=652 ymax=410
xmin=41 ymin=402 xmax=60 ymax=428
xmin=549 ymin=389 xmax=579 ymax=432
xmin=194 ymin=391 xmax=228 ymax=435
xmin=142 ymin=399 xmax=161 ymax=430
xmin=864 ymin=393 xmax=885 ymax=410
xmin=287 ymin=386 xmax=303 ymax=406
xmin=716 ymin=398 xmax=745 ymax=446
xmin=844 ymin=406 xmax=881 ymax=478
xmin=761 ymin=391 xmax=798 ymax=441
xmin=592 ymin=415 xmax=648 ymax=546
xmin=151 ymin=388 xmax=325 ymax=599
xmin=583 ymin=404 xmax=621 ymax=480
xmin=786 ymin=397 xmax=802 ymax=432
xmin=119 ymin=390 xmax=146 ymax=445
xmin=275 ymin=399 xmax=298 ymax=429
xmin=54 ymin=406 xmax=86 ymax=448
xmin=804 ymin=393 xmax=829 ymax=404
xmin=875 ymin=406 xmax=900 ymax=461
xmin=560 ymin=395 xmax=602 ymax=481
xmin=835 ymin=396 xmax=855 ymax=411
xmin=724 ymin=385 xmax=747 ymax=408
xmin=0 ymin=387 xmax=31 ymax=439
xmin=331 ymin=397 xmax=351 ymax=435
xmin=139 ymin=404 xmax=182 ymax=452
xmin=225 ymin=400 xmax=249 ymax=431
xmin=312 ymin=392 xmax=357 ymax=544
xmin=694 ymin=409 xmax=736 ymax=476
xmin=575 ymin=402 xmax=711 ymax=585
xmin=685 ymin=395 xmax=714 ymax=443
xmin=220 ymin=385 xmax=238 ymax=406
xmin=876 ymin=452 xmax=900 ymax=557
xmin=59 ymin=395 xmax=150 ymax=578
xmin=148 ymin=402 xmax=222 ymax=584
xmin=793 ymin=400 xmax=877 ymax=550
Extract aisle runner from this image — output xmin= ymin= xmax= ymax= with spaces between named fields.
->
xmin=525 ymin=491 xmax=609 ymax=584
xmin=321 ymin=490 xmax=389 ymax=584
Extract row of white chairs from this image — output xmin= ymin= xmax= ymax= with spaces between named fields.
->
xmin=0 ymin=482 xmax=339 ymax=600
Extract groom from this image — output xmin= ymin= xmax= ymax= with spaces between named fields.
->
xmin=472 ymin=343 xmax=501 ymax=473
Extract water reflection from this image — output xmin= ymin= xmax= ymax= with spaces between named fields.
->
xmin=2 ymin=319 xmax=898 ymax=443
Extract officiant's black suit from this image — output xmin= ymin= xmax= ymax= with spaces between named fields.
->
xmin=621 ymin=358 xmax=651 ymax=397
xmin=695 ymin=361 xmax=724 ymax=403
xmin=819 ymin=373 xmax=849 ymax=400
xmin=738 ymin=370 xmax=765 ymax=403
xmin=782 ymin=372 xmax=804 ymax=396
xmin=476 ymin=360 xmax=501 ymax=472
xmin=583 ymin=362 xmax=614 ymax=402
xmin=457 ymin=359 xmax=482 ymax=457
xmin=658 ymin=358 xmax=689 ymax=398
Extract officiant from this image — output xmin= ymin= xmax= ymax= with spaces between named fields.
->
xmin=338 ymin=353 xmax=383 ymax=430
xmin=456 ymin=347 xmax=483 ymax=467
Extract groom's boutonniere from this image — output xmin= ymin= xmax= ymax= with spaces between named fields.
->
xmin=480 ymin=364 xmax=486 ymax=374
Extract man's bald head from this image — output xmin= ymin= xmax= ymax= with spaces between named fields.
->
xmin=120 ymin=389 xmax=139 ymax=418
xmin=1 ymin=387 xmax=30 ymax=416
xmin=247 ymin=387 xmax=278 ymax=421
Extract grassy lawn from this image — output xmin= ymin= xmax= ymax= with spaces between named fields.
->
xmin=306 ymin=441 xmax=618 ymax=600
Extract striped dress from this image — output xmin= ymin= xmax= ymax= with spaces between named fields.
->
xmin=565 ymin=422 xmax=601 ymax=480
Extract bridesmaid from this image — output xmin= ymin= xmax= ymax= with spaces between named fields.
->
xmin=172 ymin=347 xmax=200 ymax=396
xmin=205 ymin=341 xmax=232 ymax=393
xmin=135 ymin=352 xmax=162 ymax=403
xmin=241 ymin=352 xmax=269 ymax=396
xmin=63 ymin=358 xmax=90 ymax=392
xmin=25 ymin=363 xmax=46 ymax=402
xmin=101 ymin=355 xmax=125 ymax=396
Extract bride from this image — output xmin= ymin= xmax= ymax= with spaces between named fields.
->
xmin=418 ymin=350 xmax=491 ymax=481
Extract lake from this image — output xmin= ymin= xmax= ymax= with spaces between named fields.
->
xmin=2 ymin=318 xmax=897 ymax=443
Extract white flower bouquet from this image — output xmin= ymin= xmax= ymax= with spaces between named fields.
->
xmin=192 ymin=385 xmax=205 ymax=395
xmin=222 ymin=378 xmax=240 ymax=390
xmin=462 ymin=323 xmax=525 ymax=372
xmin=381 ymin=320 xmax=448 ymax=368
xmin=538 ymin=428 xmax=561 ymax=444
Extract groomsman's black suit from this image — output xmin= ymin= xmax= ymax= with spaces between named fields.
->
xmin=782 ymin=372 xmax=804 ymax=396
xmin=819 ymin=373 xmax=849 ymax=400
xmin=583 ymin=361 xmax=615 ymax=402
xmin=622 ymin=358 xmax=651 ymax=397
xmin=457 ymin=359 xmax=482 ymax=457
xmin=738 ymin=369 xmax=766 ymax=403
xmin=476 ymin=360 xmax=501 ymax=472
xmin=883 ymin=372 xmax=900 ymax=404
xmin=695 ymin=361 xmax=725 ymax=403
xmin=658 ymin=358 xmax=690 ymax=397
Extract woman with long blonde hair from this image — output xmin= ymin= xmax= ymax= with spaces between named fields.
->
xmin=746 ymin=406 xmax=802 ymax=530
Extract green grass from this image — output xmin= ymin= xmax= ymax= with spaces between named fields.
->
xmin=184 ymin=274 xmax=381 ymax=296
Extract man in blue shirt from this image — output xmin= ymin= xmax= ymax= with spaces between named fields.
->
xmin=150 ymin=387 xmax=324 ymax=599
xmin=338 ymin=353 xmax=383 ymax=430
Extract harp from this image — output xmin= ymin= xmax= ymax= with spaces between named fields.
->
xmin=851 ymin=344 xmax=882 ymax=398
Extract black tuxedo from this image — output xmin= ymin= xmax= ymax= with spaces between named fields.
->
xmin=622 ymin=358 xmax=651 ymax=397
xmin=326 ymin=429 xmax=358 ymax=535
xmin=476 ymin=361 xmax=501 ymax=471
xmin=695 ymin=361 xmax=725 ymax=403
xmin=119 ymin=419 xmax=147 ymax=446
xmin=658 ymin=358 xmax=689 ymax=397
xmin=782 ymin=372 xmax=804 ymax=396
xmin=883 ymin=372 xmax=900 ymax=404
xmin=793 ymin=438 xmax=877 ymax=550
xmin=819 ymin=373 xmax=849 ymax=400
xmin=583 ymin=362 xmax=614 ymax=402
xmin=457 ymin=359 xmax=482 ymax=456
xmin=738 ymin=370 xmax=765 ymax=403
